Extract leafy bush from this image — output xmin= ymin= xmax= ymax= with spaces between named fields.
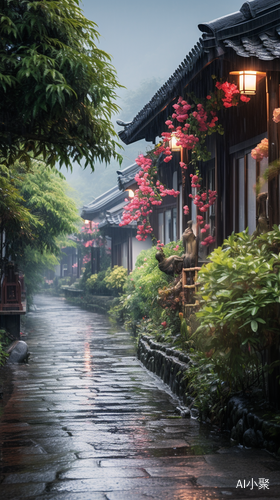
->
xmin=194 ymin=226 xmax=280 ymax=390
xmin=185 ymin=350 xmax=228 ymax=423
xmin=104 ymin=266 xmax=127 ymax=295
xmin=55 ymin=275 xmax=71 ymax=292
xmin=86 ymin=270 xmax=109 ymax=295
xmin=85 ymin=266 xmax=128 ymax=296
xmin=110 ymin=240 xmax=183 ymax=333
xmin=0 ymin=330 xmax=9 ymax=366
xmin=80 ymin=261 xmax=92 ymax=289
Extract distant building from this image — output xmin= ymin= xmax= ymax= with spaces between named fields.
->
xmin=81 ymin=163 xmax=151 ymax=272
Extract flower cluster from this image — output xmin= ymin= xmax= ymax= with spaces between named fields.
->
xmin=189 ymin=189 xmax=217 ymax=213
xmin=179 ymin=161 xmax=188 ymax=170
xmin=83 ymin=254 xmax=91 ymax=265
xmin=188 ymin=174 xmax=217 ymax=213
xmin=196 ymin=216 xmax=215 ymax=246
xmin=120 ymin=154 xmax=179 ymax=241
xmin=273 ymin=108 xmax=280 ymax=123
xmin=187 ymin=172 xmax=216 ymax=246
xmin=201 ymin=235 xmax=215 ymax=247
xmin=251 ymin=138 xmax=268 ymax=161
xmin=156 ymin=240 xmax=164 ymax=250
xmin=171 ymin=97 xmax=192 ymax=123
xmin=80 ymin=221 xmax=103 ymax=248
xmin=215 ymin=81 xmax=250 ymax=107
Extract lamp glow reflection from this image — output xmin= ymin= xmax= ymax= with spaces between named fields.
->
xmin=170 ymin=134 xmax=181 ymax=151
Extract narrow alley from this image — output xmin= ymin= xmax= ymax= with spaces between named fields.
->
xmin=0 ymin=295 xmax=280 ymax=499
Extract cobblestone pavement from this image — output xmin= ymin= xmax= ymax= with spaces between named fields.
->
xmin=0 ymin=295 xmax=280 ymax=500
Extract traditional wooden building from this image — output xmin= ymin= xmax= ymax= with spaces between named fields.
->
xmin=118 ymin=0 xmax=280 ymax=247
xmin=81 ymin=163 xmax=151 ymax=271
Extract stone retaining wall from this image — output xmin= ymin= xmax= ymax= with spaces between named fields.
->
xmin=138 ymin=334 xmax=191 ymax=405
xmin=224 ymin=397 xmax=280 ymax=454
xmin=138 ymin=334 xmax=280 ymax=454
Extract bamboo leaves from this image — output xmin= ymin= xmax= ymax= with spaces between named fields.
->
xmin=0 ymin=0 xmax=123 ymax=169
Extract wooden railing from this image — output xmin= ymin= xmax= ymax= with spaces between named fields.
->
xmin=182 ymin=266 xmax=201 ymax=316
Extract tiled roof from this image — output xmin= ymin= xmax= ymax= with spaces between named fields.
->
xmin=118 ymin=0 xmax=280 ymax=146
xmin=81 ymin=162 xmax=141 ymax=226
xmin=223 ymin=29 xmax=280 ymax=60
xmin=99 ymin=202 xmax=136 ymax=229
xmin=118 ymin=39 xmax=205 ymax=145
xmin=81 ymin=185 xmax=126 ymax=220
xmin=117 ymin=162 xmax=140 ymax=190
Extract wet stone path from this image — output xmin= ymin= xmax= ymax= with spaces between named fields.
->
xmin=0 ymin=295 xmax=280 ymax=499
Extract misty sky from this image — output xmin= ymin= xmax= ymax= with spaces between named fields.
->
xmin=66 ymin=0 xmax=245 ymax=204
xmin=81 ymin=0 xmax=243 ymax=101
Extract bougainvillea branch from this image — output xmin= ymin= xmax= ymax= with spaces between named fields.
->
xmin=119 ymin=154 xmax=179 ymax=241
xmin=120 ymin=78 xmax=251 ymax=244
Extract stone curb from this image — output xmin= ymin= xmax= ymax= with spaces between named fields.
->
xmin=138 ymin=334 xmax=280 ymax=455
xmin=138 ymin=334 xmax=191 ymax=404
xmin=225 ymin=396 xmax=280 ymax=455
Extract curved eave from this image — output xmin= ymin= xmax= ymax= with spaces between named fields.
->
xmin=117 ymin=163 xmax=140 ymax=190
xmin=81 ymin=188 xmax=127 ymax=220
xmin=118 ymin=39 xmax=208 ymax=145
xmin=118 ymin=0 xmax=280 ymax=147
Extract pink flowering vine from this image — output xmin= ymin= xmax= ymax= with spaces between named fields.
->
xmin=119 ymin=154 xmax=179 ymax=241
xmin=80 ymin=222 xmax=102 ymax=248
xmin=120 ymin=78 xmax=251 ymax=246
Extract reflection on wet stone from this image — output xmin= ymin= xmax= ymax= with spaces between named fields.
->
xmin=0 ymin=295 xmax=280 ymax=498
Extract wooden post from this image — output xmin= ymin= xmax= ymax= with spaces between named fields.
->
xmin=266 ymin=71 xmax=280 ymax=228
xmin=91 ymin=246 xmax=94 ymax=275
xmin=181 ymin=148 xmax=191 ymax=232
xmin=266 ymin=71 xmax=280 ymax=408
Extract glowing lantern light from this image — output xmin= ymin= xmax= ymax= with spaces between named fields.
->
xmin=170 ymin=133 xmax=181 ymax=151
xmin=125 ymin=189 xmax=134 ymax=198
xmin=230 ymin=70 xmax=266 ymax=96
xmin=239 ymin=71 xmax=257 ymax=95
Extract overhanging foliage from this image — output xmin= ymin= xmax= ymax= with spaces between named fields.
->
xmin=0 ymin=0 xmax=123 ymax=169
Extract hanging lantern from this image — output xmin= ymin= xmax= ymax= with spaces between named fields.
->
xmin=230 ymin=70 xmax=266 ymax=96
xmin=169 ymin=133 xmax=181 ymax=151
xmin=239 ymin=71 xmax=257 ymax=95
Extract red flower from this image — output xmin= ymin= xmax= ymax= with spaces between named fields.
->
xmin=240 ymin=95 xmax=250 ymax=103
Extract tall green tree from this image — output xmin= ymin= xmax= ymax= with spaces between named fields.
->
xmin=0 ymin=163 xmax=37 ymax=267
xmin=1 ymin=160 xmax=79 ymax=297
xmin=0 ymin=0 xmax=123 ymax=169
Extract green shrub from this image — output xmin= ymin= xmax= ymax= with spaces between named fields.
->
xmin=80 ymin=261 xmax=92 ymax=289
xmin=185 ymin=350 xmax=228 ymax=423
xmin=104 ymin=266 xmax=127 ymax=295
xmin=86 ymin=270 xmax=109 ymax=295
xmin=0 ymin=330 xmax=9 ymax=366
xmin=194 ymin=226 xmax=280 ymax=390
xmin=85 ymin=266 xmax=128 ymax=296
xmin=112 ymin=240 xmax=183 ymax=333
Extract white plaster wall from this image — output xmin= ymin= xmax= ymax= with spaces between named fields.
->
xmin=132 ymin=236 xmax=152 ymax=269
